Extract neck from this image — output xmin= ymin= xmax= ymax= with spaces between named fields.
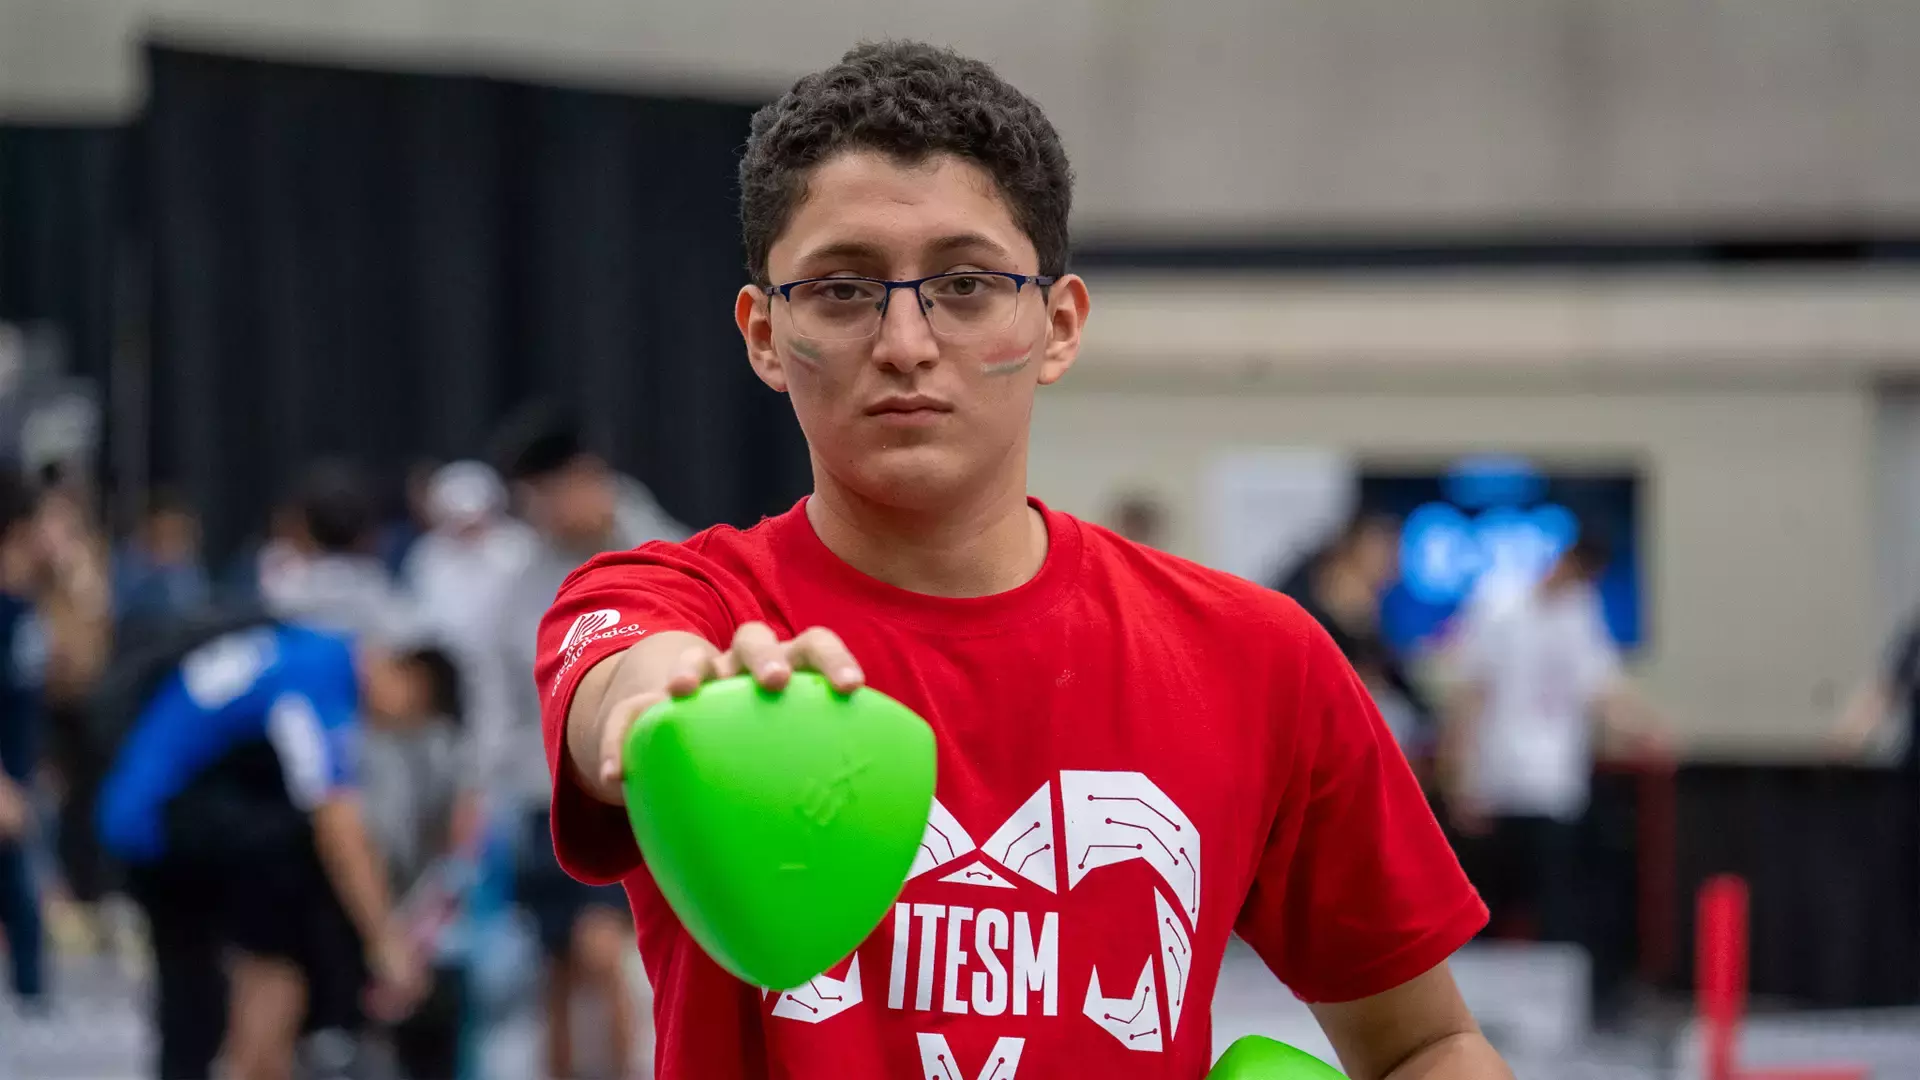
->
xmin=805 ymin=463 xmax=1047 ymax=599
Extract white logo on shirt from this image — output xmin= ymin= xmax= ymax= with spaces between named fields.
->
xmin=766 ymin=770 xmax=1201 ymax=1063
xmin=559 ymin=609 xmax=623 ymax=655
xmin=917 ymin=1032 xmax=1026 ymax=1079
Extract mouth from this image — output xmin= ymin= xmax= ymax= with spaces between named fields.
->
xmin=864 ymin=395 xmax=955 ymax=420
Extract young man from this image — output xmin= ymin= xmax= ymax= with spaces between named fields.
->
xmin=95 ymin=616 xmax=429 ymax=1080
xmin=541 ymin=42 xmax=1510 ymax=1080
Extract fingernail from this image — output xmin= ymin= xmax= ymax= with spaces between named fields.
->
xmin=840 ymin=666 xmax=863 ymax=684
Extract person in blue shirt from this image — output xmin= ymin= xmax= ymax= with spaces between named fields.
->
xmin=97 ymin=617 xmax=435 ymax=1080
xmin=0 ymin=470 xmax=50 ymax=1013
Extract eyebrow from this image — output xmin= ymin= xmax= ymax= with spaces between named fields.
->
xmin=792 ymin=240 xmax=889 ymax=271
xmin=789 ymin=233 xmax=1017 ymax=277
xmin=924 ymin=232 xmax=1014 ymax=262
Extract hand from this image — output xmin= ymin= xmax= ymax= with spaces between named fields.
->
xmin=591 ymin=622 xmax=865 ymax=791
xmin=0 ymin=778 xmax=29 ymax=841
xmin=1626 ymin=725 xmax=1677 ymax=767
xmin=363 ymin=928 xmax=428 ymax=1023
xmin=1824 ymin=723 xmax=1877 ymax=763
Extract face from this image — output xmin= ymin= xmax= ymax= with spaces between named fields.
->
xmin=527 ymin=459 xmax=616 ymax=546
xmin=1350 ymin=522 xmax=1401 ymax=590
xmin=359 ymin=650 xmax=427 ymax=726
xmin=737 ymin=151 xmax=1090 ymax=511
xmin=146 ymin=510 xmax=200 ymax=564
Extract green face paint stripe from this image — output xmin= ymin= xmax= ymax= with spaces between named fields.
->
xmin=789 ymin=337 xmax=826 ymax=362
xmin=982 ymin=353 xmax=1032 ymax=376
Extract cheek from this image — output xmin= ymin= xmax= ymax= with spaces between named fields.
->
xmin=783 ymin=349 xmax=858 ymax=414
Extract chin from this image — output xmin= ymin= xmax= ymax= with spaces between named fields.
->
xmin=838 ymin=444 xmax=975 ymax=511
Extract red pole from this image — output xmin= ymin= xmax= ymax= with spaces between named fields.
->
xmin=1698 ymin=874 xmax=1750 ymax=1080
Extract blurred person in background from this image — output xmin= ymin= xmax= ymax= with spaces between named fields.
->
xmin=113 ymin=489 xmax=212 ymax=629
xmin=379 ymin=459 xmax=443 ymax=579
xmin=261 ymin=460 xmax=420 ymax=645
xmin=1830 ymin=616 xmax=1920 ymax=775
xmin=1278 ymin=512 xmax=1434 ymax=767
xmin=26 ymin=467 xmax=117 ymax=961
xmin=94 ymin=615 xmax=431 ymax=1080
xmin=0 ymin=470 xmax=51 ymax=1013
xmin=88 ymin=490 xmax=214 ymax=942
xmin=355 ymin=642 xmax=469 ymax=1080
xmin=1438 ymin=530 xmax=1667 ymax=1024
xmin=222 ymin=497 xmax=307 ymax=607
xmin=400 ymin=460 xmax=534 ymax=634
xmin=477 ymin=410 xmax=681 ymax=1080
xmin=401 ymin=459 xmax=535 ymax=854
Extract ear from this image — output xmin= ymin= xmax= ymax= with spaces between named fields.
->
xmin=1036 ymin=274 xmax=1090 ymax=387
xmin=737 ymin=285 xmax=789 ymax=393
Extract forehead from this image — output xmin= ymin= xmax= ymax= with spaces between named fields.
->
xmin=769 ymin=150 xmax=1037 ymax=278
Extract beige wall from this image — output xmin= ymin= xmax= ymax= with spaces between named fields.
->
xmin=5 ymin=0 xmax=1920 ymax=231
xmin=1027 ymin=271 xmax=1895 ymax=761
xmin=1031 ymin=381 xmax=1875 ymax=761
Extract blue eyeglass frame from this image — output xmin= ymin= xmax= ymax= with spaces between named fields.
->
xmin=766 ymin=270 xmax=1058 ymax=321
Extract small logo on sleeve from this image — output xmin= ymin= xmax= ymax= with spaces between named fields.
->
xmin=559 ymin=609 xmax=623 ymax=655
xmin=549 ymin=609 xmax=646 ymax=691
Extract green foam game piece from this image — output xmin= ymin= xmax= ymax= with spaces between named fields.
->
xmin=1208 ymin=1035 xmax=1348 ymax=1078
xmin=622 ymin=672 xmax=936 ymax=990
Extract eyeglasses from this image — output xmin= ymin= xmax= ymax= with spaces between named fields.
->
xmin=768 ymin=271 xmax=1056 ymax=341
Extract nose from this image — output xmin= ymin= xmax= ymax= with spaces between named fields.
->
xmin=870 ymin=284 xmax=941 ymax=373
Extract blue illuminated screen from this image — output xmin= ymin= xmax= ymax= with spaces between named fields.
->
xmin=1361 ymin=457 xmax=1643 ymax=654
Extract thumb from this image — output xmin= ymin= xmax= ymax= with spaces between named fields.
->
xmin=599 ymin=691 xmax=668 ymax=788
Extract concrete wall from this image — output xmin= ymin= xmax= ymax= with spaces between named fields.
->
xmin=4 ymin=0 xmax=1919 ymax=232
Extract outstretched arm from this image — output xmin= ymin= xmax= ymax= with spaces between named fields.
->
xmin=1310 ymin=964 xmax=1513 ymax=1080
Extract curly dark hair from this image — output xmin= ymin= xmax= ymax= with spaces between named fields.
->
xmin=739 ymin=40 xmax=1073 ymax=286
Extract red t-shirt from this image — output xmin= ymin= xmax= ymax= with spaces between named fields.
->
xmin=536 ymin=498 xmax=1485 ymax=1079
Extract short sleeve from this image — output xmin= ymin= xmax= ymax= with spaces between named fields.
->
xmin=265 ymin=637 xmax=362 ymax=809
xmin=267 ymin=691 xmax=358 ymax=810
xmin=535 ymin=539 xmax=758 ymax=884
xmin=1236 ymin=619 xmax=1488 ymax=1004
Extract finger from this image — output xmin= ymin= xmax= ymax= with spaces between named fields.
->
xmin=599 ymin=691 xmax=666 ymax=787
xmin=663 ymin=643 xmax=723 ymax=697
xmin=787 ymin=626 xmax=864 ymax=692
xmin=730 ymin=622 xmax=790 ymax=688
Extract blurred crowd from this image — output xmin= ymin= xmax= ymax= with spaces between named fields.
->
xmin=0 ymin=406 xmax=686 ymax=1079
xmin=1111 ymin=492 xmax=1677 ymax=1030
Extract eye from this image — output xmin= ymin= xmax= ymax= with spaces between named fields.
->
xmin=795 ymin=279 xmax=882 ymax=305
xmin=931 ymin=274 xmax=988 ymax=297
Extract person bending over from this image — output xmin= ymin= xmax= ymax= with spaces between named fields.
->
xmin=96 ymin=617 xmax=427 ymax=1080
xmin=538 ymin=41 xmax=1511 ymax=1080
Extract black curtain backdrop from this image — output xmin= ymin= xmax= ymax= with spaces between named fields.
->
xmin=141 ymin=46 xmax=808 ymax=558
xmin=0 ymin=124 xmax=125 ymax=393
xmin=1665 ymin=764 xmax=1920 ymax=1009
